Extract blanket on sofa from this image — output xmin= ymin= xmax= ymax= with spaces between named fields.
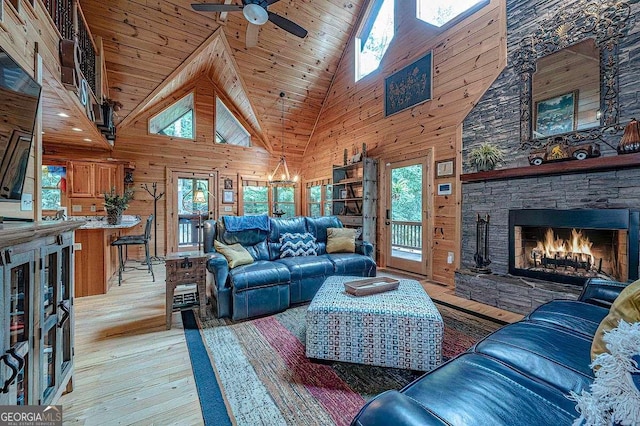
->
xmin=223 ymin=214 xmax=270 ymax=232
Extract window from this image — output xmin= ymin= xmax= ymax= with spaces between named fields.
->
xmin=242 ymin=184 xmax=269 ymax=215
xmin=307 ymin=183 xmax=333 ymax=217
xmin=273 ymin=186 xmax=295 ymax=217
xmin=355 ymin=0 xmax=394 ymax=81
xmin=417 ymin=0 xmax=486 ymax=27
xmin=41 ymin=165 xmax=65 ymax=210
xmin=149 ymin=92 xmax=194 ymax=139
xmin=216 ymin=98 xmax=251 ymax=147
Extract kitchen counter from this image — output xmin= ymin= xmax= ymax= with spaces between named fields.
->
xmin=74 ymin=215 xmax=144 ymax=297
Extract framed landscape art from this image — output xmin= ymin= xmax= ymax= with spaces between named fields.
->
xmin=534 ymin=91 xmax=577 ymax=137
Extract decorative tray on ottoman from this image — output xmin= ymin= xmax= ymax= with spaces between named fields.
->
xmin=344 ymin=277 xmax=400 ymax=296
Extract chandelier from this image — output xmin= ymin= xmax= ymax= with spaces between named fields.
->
xmin=268 ymin=92 xmax=298 ymax=186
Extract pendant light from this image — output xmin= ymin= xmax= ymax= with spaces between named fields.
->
xmin=268 ymin=92 xmax=299 ymax=186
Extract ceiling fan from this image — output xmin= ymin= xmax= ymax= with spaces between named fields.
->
xmin=191 ymin=1 xmax=308 ymax=47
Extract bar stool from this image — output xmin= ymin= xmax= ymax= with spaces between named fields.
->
xmin=111 ymin=215 xmax=155 ymax=285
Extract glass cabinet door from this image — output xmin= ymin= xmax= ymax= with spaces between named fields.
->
xmin=2 ymin=251 xmax=34 ymax=406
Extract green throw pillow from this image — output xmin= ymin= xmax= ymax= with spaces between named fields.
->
xmin=214 ymin=240 xmax=254 ymax=269
xmin=326 ymin=227 xmax=356 ymax=253
xmin=591 ymin=279 xmax=640 ymax=361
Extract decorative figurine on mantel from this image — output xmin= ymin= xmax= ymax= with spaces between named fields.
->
xmin=617 ymin=118 xmax=640 ymax=154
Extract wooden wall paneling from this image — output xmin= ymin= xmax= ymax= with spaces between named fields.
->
xmin=302 ymin=0 xmax=507 ymax=285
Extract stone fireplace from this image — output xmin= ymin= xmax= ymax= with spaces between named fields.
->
xmin=509 ymin=209 xmax=639 ymax=285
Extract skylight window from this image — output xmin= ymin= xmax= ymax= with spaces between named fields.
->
xmin=215 ymin=97 xmax=251 ymax=147
xmin=355 ymin=0 xmax=394 ymax=81
xmin=417 ymin=0 xmax=486 ymax=27
xmin=149 ymin=92 xmax=194 ymax=139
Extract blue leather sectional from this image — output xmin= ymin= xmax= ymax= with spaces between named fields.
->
xmin=203 ymin=215 xmax=376 ymax=321
xmin=351 ymin=279 xmax=629 ymax=425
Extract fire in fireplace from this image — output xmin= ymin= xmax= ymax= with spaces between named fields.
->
xmin=509 ymin=209 xmax=639 ymax=285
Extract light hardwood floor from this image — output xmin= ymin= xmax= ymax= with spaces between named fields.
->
xmin=59 ymin=264 xmax=522 ymax=424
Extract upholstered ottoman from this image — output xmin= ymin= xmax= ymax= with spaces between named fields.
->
xmin=305 ymin=276 xmax=443 ymax=371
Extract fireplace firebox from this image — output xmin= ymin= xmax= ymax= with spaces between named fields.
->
xmin=509 ymin=209 xmax=639 ymax=285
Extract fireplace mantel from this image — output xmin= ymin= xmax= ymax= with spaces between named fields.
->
xmin=461 ymin=152 xmax=640 ymax=183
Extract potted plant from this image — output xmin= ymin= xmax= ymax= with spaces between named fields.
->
xmin=104 ymin=187 xmax=133 ymax=225
xmin=468 ymin=143 xmax=504 ymax=172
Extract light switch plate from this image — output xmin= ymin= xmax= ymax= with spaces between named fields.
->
xmin=73 ymin=242 xmax=82 ymax=251
xmin=20 ymin=193 xmax=33 ymax=211
xmin=72 ymin=205 xmax=82 ymax=212
xmin=90 ymin=204 xmax=96 ymax=212
xmin=224 ymin=206 xmax=232 ymax=212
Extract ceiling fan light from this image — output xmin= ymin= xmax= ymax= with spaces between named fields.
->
xmin=243 ymin=4 xmax=268 ymax=25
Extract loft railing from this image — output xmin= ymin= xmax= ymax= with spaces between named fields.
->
xmin=42 ymin=0 xmax=73 ymax=40
xmin=76 ymin=4 xmax=96 ymax=95
xmin=42 ymin=0 xmax=97 ymax=95
xmin=391 ymin=220 xmax=422 ymax=250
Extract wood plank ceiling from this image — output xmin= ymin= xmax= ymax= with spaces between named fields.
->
xmin=78 ymin=0 xmax=366 ymax=162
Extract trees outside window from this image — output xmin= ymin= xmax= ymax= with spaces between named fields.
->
xmin=243 ymin=185 xmax=269 ymax=215
xmin=42 ymin=165 xmax=65 ymax=210
xmin=417 ymin=0 xmax=486 ymax=27
xmin=149 ymin=92 xmax=194 ymax=139
xmin=307 ymin=184 xmax=333 ymax=217
xmin=355 ymin=0 xmax=394 ymax=81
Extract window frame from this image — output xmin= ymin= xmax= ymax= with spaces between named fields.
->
xmin=148 ymin=91 xmax=196 ymax=140
xmin=241 ymin=183 xmax=270 ymax=216
xmin=307 ymin=182 xmax=333 ymax=217
xmin=41 ymin=165 xmax=65 ymax=210
xmin=416 ymin=0 xmax=490 ymax=29
xmin=215 ymin=97 xmax=252 ymax=147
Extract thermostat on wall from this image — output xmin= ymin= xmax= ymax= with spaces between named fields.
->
xmin=437 ymin=183 xmax=452 ymax=195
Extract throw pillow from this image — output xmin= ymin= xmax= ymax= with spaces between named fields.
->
xmin=279 ymin=232 xmax=318 ymax=258
xmin=214 ymin=240 xmax=254 ymax=269
xmin=591 ymin=279 xmax=640 ymax=360
xmin=326 ymin=227 xmax=356 ymax=253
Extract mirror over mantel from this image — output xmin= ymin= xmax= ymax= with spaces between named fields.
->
xmin=514 ymin=0 xmax=632 ymax=152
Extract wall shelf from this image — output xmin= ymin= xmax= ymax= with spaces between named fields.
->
xmin=461 ymin=153 xmax=640 ymax=183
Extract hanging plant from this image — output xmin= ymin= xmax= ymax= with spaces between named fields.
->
xmin=468 ymin=144 xmax=504 ymax=172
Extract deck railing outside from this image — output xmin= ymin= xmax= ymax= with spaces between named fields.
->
xmin=178 ymin=214 xmax=207 ymax=247
xmin=391 ymin=220 xmax=422 ymax=251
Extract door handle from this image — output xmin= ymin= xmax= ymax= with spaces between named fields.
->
xmin=385 ymin=209 xmax=391 ymax=225
xmin=58 ymin=301 xmax=70 ymax=328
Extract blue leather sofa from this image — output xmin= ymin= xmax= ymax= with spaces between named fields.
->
xmin=203 ymin=215 xmax=376 ymax=321
xmin=351 ymin=278 xmax=629 ymax=425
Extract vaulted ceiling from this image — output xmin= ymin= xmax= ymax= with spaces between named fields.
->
xmin=79 ymin=0 xmax=366 ymax=161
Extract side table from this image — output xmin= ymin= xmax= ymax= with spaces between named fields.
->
xmin=165 ymin=251 xmax=208 ymax=329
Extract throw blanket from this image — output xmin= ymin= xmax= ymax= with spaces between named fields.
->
xmin=223 ymin=214 xmax=270 ymax=232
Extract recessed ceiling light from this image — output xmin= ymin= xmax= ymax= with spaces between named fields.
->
xmin=72 ymin=128 xmax=82 ymax=132
xmin=83 ymin=138 xmax=92 ymax=142
xmin=57 ymin=112 xmax=70 ymax=117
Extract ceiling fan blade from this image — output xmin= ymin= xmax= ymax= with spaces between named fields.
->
xmin=191 ymin=3 xmax=243 ymax=12
xmin=267 ymin=12 xmax=308 ymax=38
xmin=246 ymin=23 xmax=259 ymax=48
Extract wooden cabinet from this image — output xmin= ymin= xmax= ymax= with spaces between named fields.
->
xmin=96 ymin=164 xmax=118 ymax=196
xmin=0 ymin=222 xmax=80 ymax=406
xmin=332 ymin=157 xmax=378 ymax=254
xmin=68 ymin=162 xmax=95 ymax=198
xmin=165 ymin=251 xmax=207 ymax=329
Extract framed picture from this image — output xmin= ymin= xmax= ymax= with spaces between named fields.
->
xmin=436 ymin=159 xmax=455 ymax=178
xmin=224 ymin=178 xmax=233 ymax=189
xmin=534 ymin=91 xmax=577 ymax=137
xmin=384 ymin=51 xmax=433 ymax=117
xmin=223 ymin=190 xmax=234 ymax=204
xmin=340 ymin=189 xmax=348 ymax=199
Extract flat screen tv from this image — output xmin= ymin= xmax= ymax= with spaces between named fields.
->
xmin=0 ymin=47 xmax=41 ymax=202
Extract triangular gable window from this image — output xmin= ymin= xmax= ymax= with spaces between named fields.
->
xmin=149 ymin=92 xmax=194 ymax=139
xmin=417 ymin=0 xmax=487 ymax=27
xmin=355 ymin=0 xmax=394 ymax=81
xmin=215 ymin=97 xmax=251 ymax=147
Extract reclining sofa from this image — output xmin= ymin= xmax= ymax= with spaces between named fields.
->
xmin=351 ymin=278 xmax=634 ymax=425
xmin=204 ymin=215 xmax=376 ymax=321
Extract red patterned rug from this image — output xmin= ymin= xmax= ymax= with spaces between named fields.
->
xmin=193 ymin=302 xmax=502 ymax=425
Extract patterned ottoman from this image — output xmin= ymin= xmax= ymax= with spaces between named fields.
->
xmin=305 ymin=276 xmax=443 ymax=371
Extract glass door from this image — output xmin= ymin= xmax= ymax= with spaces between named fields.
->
xmin=2 ymin=251 xmax=34 ymax=405
xmin=385 ymin=159 xmax=429 ymax=275
xmin=177 ymin=174 xmax=216 ymax=251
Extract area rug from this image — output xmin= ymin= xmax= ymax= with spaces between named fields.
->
xmin=183 ymin=302 xmax=503 ymax=425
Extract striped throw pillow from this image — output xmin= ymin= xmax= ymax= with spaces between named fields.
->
xmin=279 ymin=232 xmax=318 ymax=258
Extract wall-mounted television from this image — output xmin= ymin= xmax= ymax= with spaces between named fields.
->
xmin=0 ymin=47 xmax=42 ymax=202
